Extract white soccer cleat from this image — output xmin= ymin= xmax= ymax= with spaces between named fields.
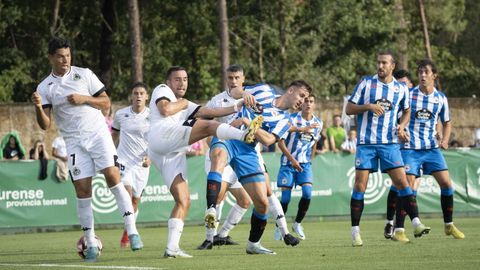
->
xmin=164 ymin=248 xmax=193 ymax=258
xmin=246 ymin=242 xmax=276 ymax=255
xmin=292 ymin=222 xmax=306 ymax=240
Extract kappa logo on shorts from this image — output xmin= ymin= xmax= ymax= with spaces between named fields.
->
xmin=72 ymin=167 xmax=81 ymax=176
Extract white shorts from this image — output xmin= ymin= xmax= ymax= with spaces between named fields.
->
xmin=204 ymin=151 xmax=242 ymax=189
xmin=119 ymin=162 xmax=150 ymax=198
xmin=148 ymin=123 xmax=192 ymax=155
xmin=149 ymin=150 xmax=188 ymax=189
xmin=65 ymin=129 xmax=117 ymax=181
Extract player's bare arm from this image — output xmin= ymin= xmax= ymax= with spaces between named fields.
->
xmin=255 ymin=129 xmax=277 ymax=147
xmin=157 ymin=98 xmax=189 ymax=116
xmin=230 ymin=85 xmax=255 ymax=107
xmin=289 ymin=123 xmax=320 ymax=133
xmin=31 ymin=91 xmax=51 ymax=130
xmin=67 ymin=91 xmax=111 ymax=111
xmin=194 ymin=99 xmax=243 ymax=118
xmin=345 ymin=102 xmax=385 ymax=116
xmin=278 ymin=139 xmax=302 ymax=172
xmin=111 ymin=129 xmax=120 ymax=147
xmin=439 ymin=121 xmax=451 ymax=150
xmin=397 ymin=108 xmax=411 ymax=142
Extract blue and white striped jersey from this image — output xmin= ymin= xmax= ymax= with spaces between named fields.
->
xmin=349 ymin=75 xmax=410 ymax=145
xmin=237 ymin=84 xmax=291 ymax=140
xmin=403 ymin=86 xmax=450 ymax=149
xmin=280 ymin=112 xmax=323 ymax=165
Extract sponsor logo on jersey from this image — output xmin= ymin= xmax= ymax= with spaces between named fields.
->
xmin=300 ymin=133 xmax=314 ymax=142
xmin=415 ymin=109 xmax=433 ymax=122
xmin=375 ymin=98 xmax=393 ymax=111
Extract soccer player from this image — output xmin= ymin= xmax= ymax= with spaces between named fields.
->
xmin=206 ymin=80 xmax=311 ymax=254
xmin=393 ymin=69 xmax=414 ymax=89
xmin=346 ymin=50 xmax=430 ymax=247
xmin=387 ymin=59 xmax=465 ymax=242
xmin=111 ymin=82 xmax=151 ymax=248
xmin=32 ymin=37 xmax=143 ymax=262
xmin=147 ymin=66 xmax=261 ymax=258
xmin=197 ymin=64 xmax=252 ymax=250
xmin=276 ymin=94 xmax=323 ymax=240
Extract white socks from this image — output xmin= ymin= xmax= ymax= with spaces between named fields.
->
xmin=268 ymin=195 xmax=289 ymax=236
xmin=110 ymin=183 xmax=138 ymax=236
xmin=218 ymin=204 xmax=248 ymax=238
xmin=412 ymin=217 xmax=421 ymax=227
xmin=216 ymin=123 xmax=244 ymax=141
xmin=77 ymin=198 xmax=96 ymax=247
xmin=167 ymin=218 xmax=184 ymax=251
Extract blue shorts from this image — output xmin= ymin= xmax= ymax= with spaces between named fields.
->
xmin=355 ymin=144 xmax=404 ymax=173
xmin=277 ymin=163 xmax=313 ymax=188
xmin=210 ymin=137 xmax=264 ymax=184
xmin=401 ymin=148 xmax=448 ymax=177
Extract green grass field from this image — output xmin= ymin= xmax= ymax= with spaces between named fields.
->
xmin=0 ymin=217 xmax=478 ymax=270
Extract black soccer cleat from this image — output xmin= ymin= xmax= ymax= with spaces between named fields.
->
xmin=213 ymin=235 xmax=239 ymax=246
xmin=384 ymin=223 xmax=394 ymax=239
xmin=283 ymin=233 xmax=300 ymax=247
xmin=196 ymin=240 xmax=213 ymax=250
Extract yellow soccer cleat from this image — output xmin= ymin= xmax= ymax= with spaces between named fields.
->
xmin=413 ymin=223 xmax=431 ymax=238
xmin=445 ymin=224 xmax=465 ymax=239
xmin=351 ymin=232 xmax=363 ymax=247
xmin=392 ymin=230 xmax=410 ymax=243
xmin=243 ymin=115 xmax=264 ymax=143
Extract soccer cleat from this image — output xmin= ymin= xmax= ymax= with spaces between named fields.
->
xmin=283 ymin=233 xmax=300 ymax=246
xmin=352 ymin=232 xmax=363 ymax=247
xmin=84 ymin=246 xmax=99 ymax=263
xmin=196 ymin=240 xmax=213 ymax=250
xmin=120 ymin=230 xmax=130 ymax=248
xmin=445 ymin=224 xmax=465 ymax=239
xmin=413 ymin=223 xmax=431 ymax=238
xmin=243 ymin=115 xmax=264 ymax=143
xmin=391 ymin=230 xmax=410 ymax=243
xmin=292 ymin=222 xmax=306 ymax=240
xmin=128 ymin=234 xmax=144 ymax=251
xmin=204 ymin=207 xmax=217 ymax=229
xmin=384 ymin=223 xmax=394 ymax=239
xmin=164 ymin=248 xmax=193 ymax=258
xmin=213 ymin=235 xmax=239 ymax=246
xmin=246 ymin=242 xmax=276 ymax=255
xmin=273 ymin=227 xmax=282 ymax=241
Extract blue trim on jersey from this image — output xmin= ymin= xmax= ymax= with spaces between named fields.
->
xmin=398 ymin=187 xmax=413 ymax=197
xmin=252 ymin=208 xmax=268 ymax=220
xmin=351 ymin=190 xmax=365 ymax=200
xmin=441 ymin=187 xmax=454 ymax=196
xmin=207 ymin=172 xmax=222 ymax=183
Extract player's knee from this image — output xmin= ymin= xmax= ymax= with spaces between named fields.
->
xmin=280 ymin=189 xmax=292 ymax=204
xmin=301 ymin=185 xmax=312 ymax=200
xmin=237 ymin=197 xmax=250 ymax=209
xmin=253 ymin=198 xmax=268 ymax=214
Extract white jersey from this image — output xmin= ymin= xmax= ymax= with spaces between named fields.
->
xmin=52 ymin=136 xmax=67 ymax=158
xmin=112 ymin=106 xmax=150 ymax=166
xmin=206 ymin=90 xmax=237 ymax=124
xmin=149 ymin=84 xmax=199 ymax=127
xmin=37 ymin=66 xmax=107 ymax=139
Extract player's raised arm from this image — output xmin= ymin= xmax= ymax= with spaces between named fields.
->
xmin=156 ymin=97 xmax=189 ymax=116
xmin=32 ymin=91 xmax=51 ymax=130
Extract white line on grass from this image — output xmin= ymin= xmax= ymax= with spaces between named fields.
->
xmin=0 ymin=263 xmax=166 ymax=270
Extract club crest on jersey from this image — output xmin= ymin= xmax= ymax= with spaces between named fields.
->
xmin=72 ymin=167 xmax=81 ymax=176
xmin=124 ymin=114 xmax=129 ymax=118
xmin=393 ymin=86 xmax=400 ymax=93
xmin=73 ymin=73 xmax=81 ymax=81
xmin=375 ymin=98 xmax=393 ymax=111
xmin=433 ymin=97 xmax=439 ymax=103
xmin=415 ymin=109 xmax=433 ymax=122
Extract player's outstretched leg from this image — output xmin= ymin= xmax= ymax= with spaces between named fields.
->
xmin=384 ymin=185 xmax=397 ymax=239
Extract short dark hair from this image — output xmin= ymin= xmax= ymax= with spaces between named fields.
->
xmin=287 ymin=80 xmax=312 ymax=94
xmin=307 ymin=94 xmax=316 ymax=100
xmin=129 ymin=82 xmax=148 ymax=92
xmin=166 ymin=66 xmax=187 ymax=80
xmin=226 ymin=64 xmax=244 ymax=73
xmin=393 ymin=69 xmax=412 ymax=81
xmin=378 ymin=49 xmax=396 ymax=64
xmin=417 ymin=58 xmax=437 ymax=74
xmin=48 ymin=37 xmax=70 ymax=55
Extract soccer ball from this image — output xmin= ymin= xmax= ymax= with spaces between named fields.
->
xmin=76 ymin=235 xmax=103 ymax=259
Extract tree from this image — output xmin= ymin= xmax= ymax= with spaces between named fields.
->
xmin=217 ymin=0 xmax=229 ymax=90
xmin=128 ymin=0 xmax=143 ymax=84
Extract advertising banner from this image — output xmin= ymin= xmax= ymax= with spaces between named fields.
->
xmin=1 ymin=149 xmax=479 ymax=228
